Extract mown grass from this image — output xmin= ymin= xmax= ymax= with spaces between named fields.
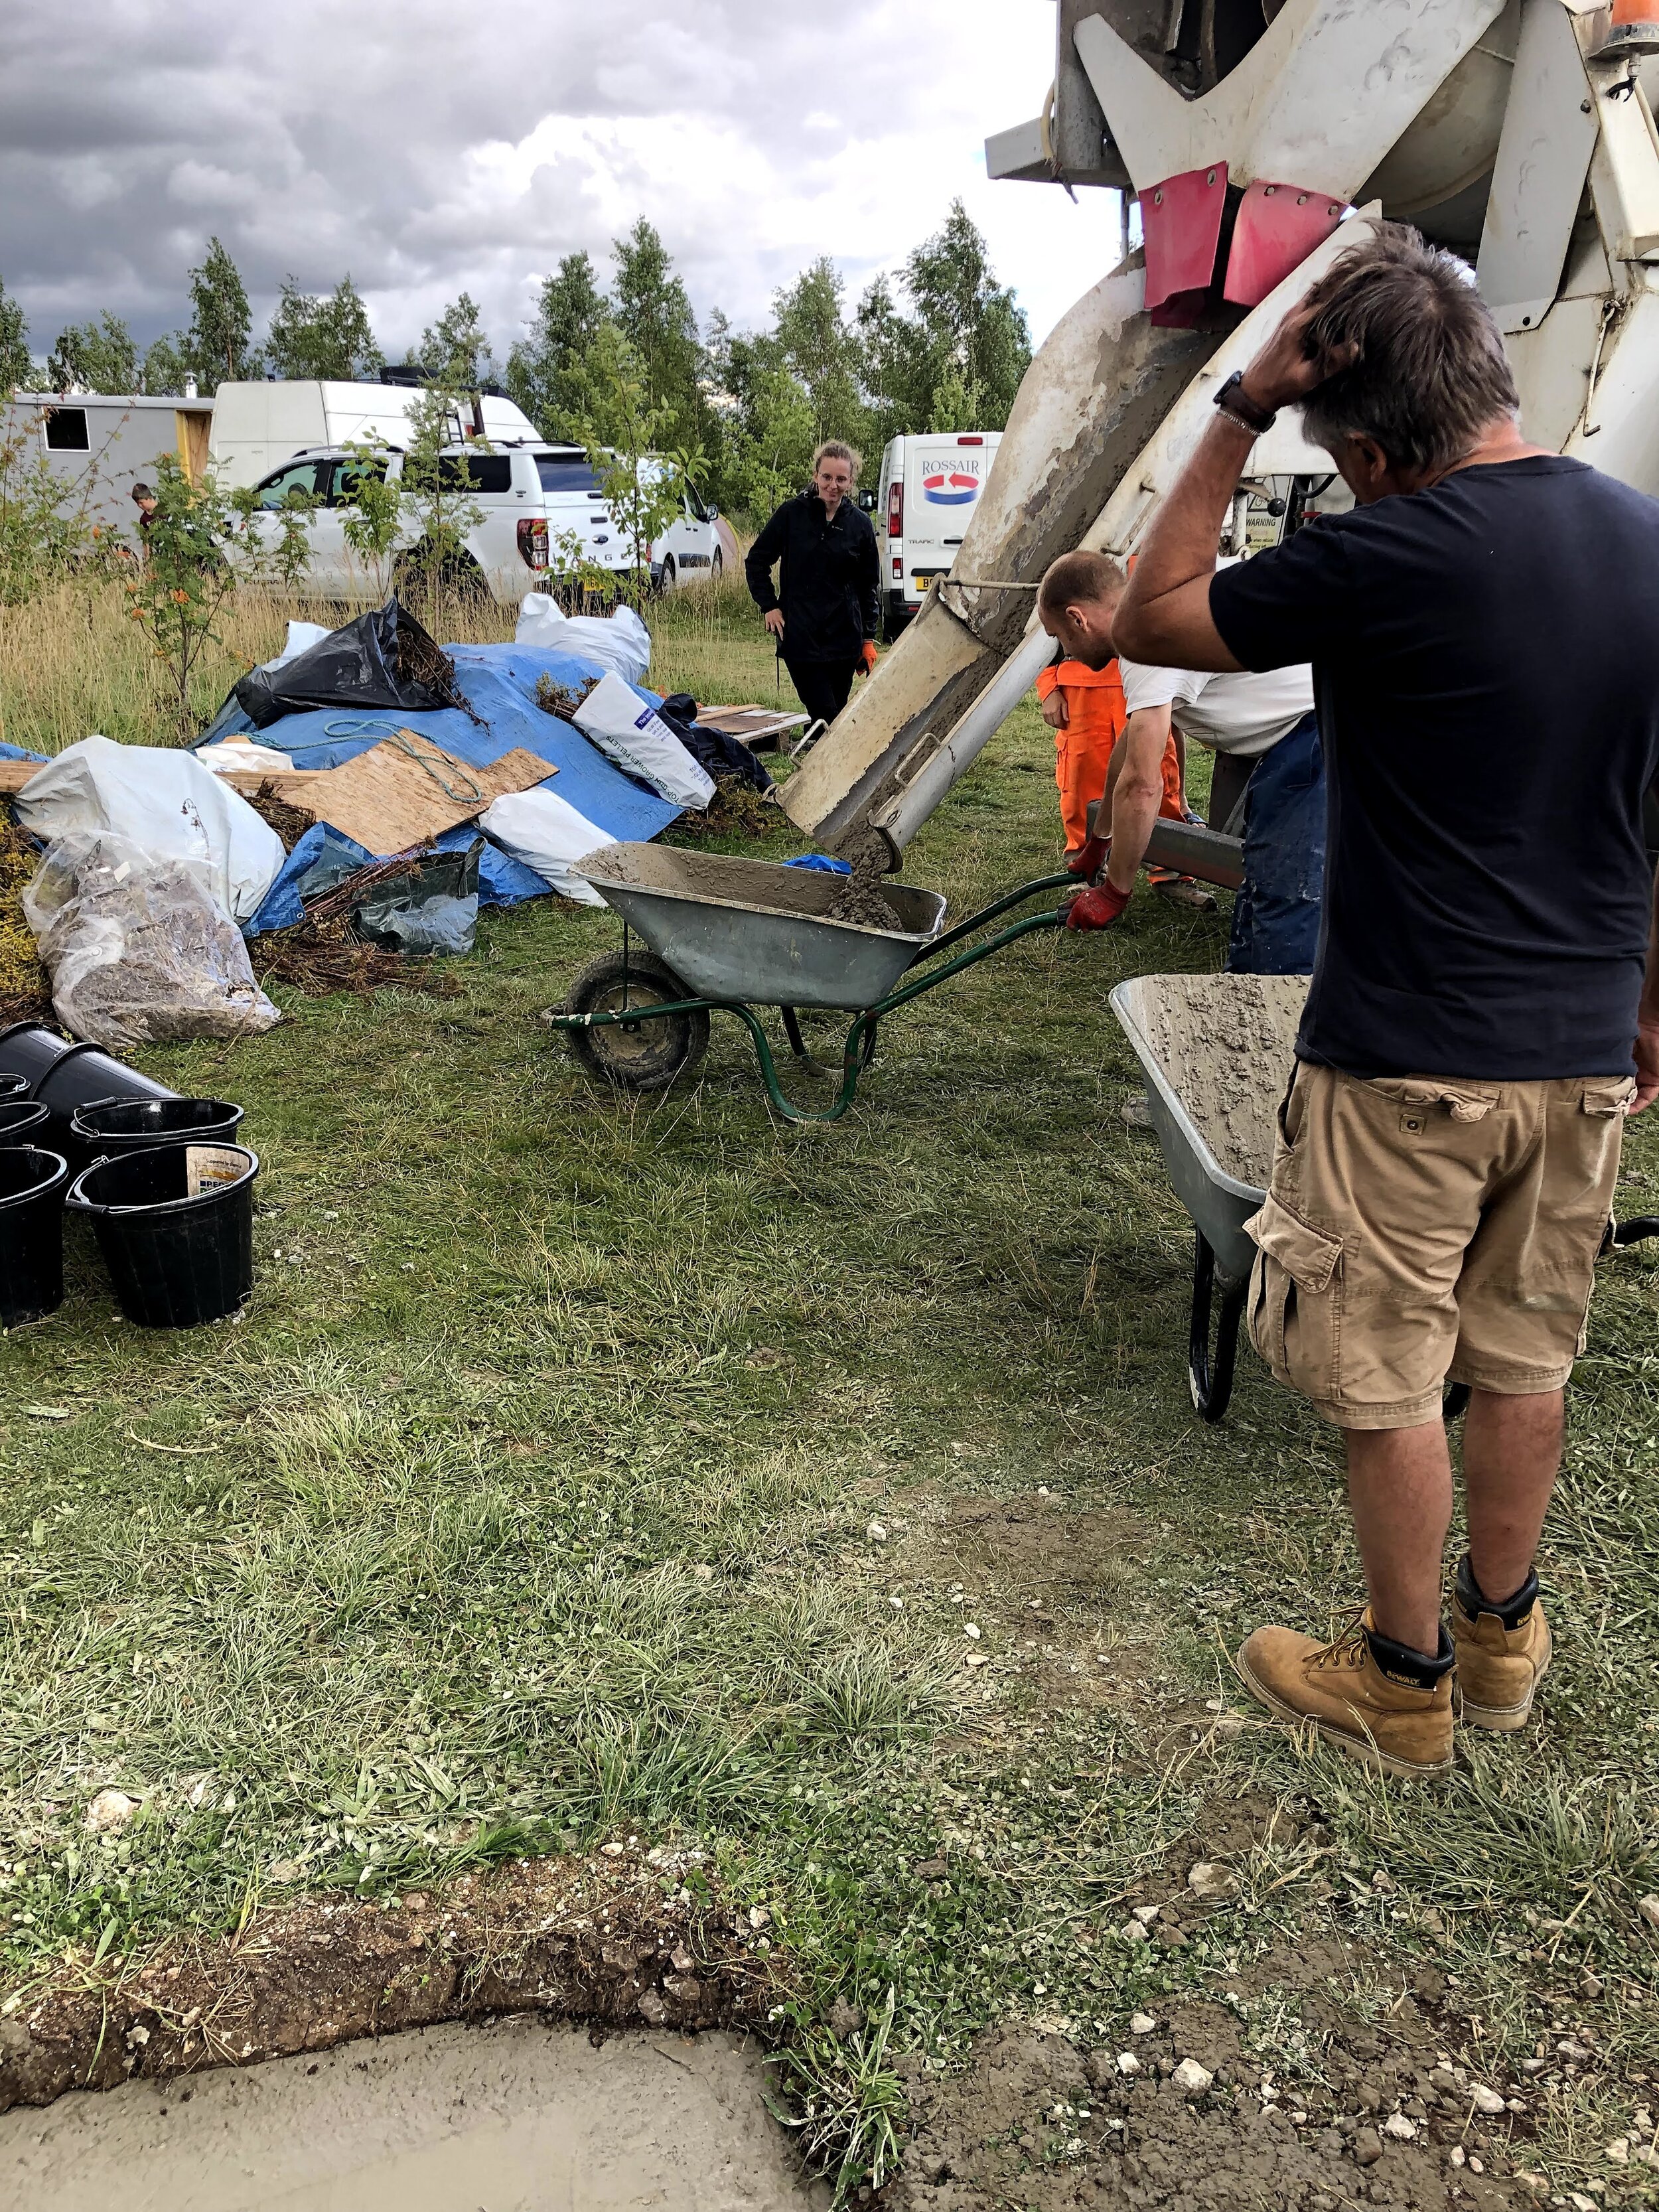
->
xmin=0 ymin=578 xmax=1656 ymax=2197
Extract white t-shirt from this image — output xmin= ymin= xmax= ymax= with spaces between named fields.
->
xmin=1117 ymin=656 xmax=1314 ymax=758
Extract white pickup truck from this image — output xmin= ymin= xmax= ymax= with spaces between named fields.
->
xmin=238 ymin=439 xmax=721 ymax=605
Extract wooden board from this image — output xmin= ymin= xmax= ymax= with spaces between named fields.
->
xmin=0 ymin=759 xmax=43 ymax=795
xmin=695 ymin=704 xmax=808 ymax=752
xmin=223 ymin=734 xmax=553 ymax=853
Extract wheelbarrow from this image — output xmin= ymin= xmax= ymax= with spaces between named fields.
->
xmin=1110 ymin=972 xmax=1304 ymax=1423
xmin=1111 ymin=972 xmax=1659 ymax=1424
xmin=548 ymin=844 xmax=1078 ymax=1124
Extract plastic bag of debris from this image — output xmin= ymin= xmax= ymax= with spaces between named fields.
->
xmin=23 ymin=832 xmax=281 ymax=1051
xmin=350 ymin=838 xmax=481 ymax=955
xmin=515 ymin=593 xmax=652 ymax=684
xmin=231 ymin=598 xmax=465 ymax=728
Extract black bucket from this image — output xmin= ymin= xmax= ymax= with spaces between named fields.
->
xmin=0 ymin=1099 xmax=50 ymax=1147
xmin=0 ymin=1146 xmax=68 ymax=1327
xmin=70 ymin=1096 xmax=245 ymax=1156
xmin=68 ymin=1142 xmax=257 ymax=1329
xmin=0 ymin=1070 xmax=27 ymax=1104
xmin=0 ymin=1024 xmax=178 ymax=1137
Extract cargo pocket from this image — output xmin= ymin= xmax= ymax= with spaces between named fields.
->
xmin=1246 ymin=1193 xmax=1344 ymax=1403
xmin=1356 ymin=1076 xmax=1498 ymax=1133
xmin=1581 ymin=1076 xmax=1637 ymax=1117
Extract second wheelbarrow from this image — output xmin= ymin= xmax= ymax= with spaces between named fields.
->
xmin=549 ymin=844 xmax=1078 ymax=1124
xmin=1110 ymin=972 xmax=1307 ymax=1422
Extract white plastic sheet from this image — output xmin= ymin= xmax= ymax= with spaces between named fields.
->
xmin=514 ymin=594 xmax=653 ymax=685
xmin=262 ymin=619 xmax=332 ymax=672
xmin=478 ymin=789 xmax=613 ymax=907
xmin=15 ymin=735 xmax=285 ymax=925
xmin=23 ymin=832 xmax=281 ymax=1051
xmin=199 ymin=740 xmax=295 ymax=778
xmin=571 ymin=672 xmax=715 ymax=811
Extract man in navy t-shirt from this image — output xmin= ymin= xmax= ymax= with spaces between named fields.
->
xmin=1114 ymin=222 xmax=1659 ymax=1779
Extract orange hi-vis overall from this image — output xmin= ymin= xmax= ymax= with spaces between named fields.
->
xmin=1036 ymin=658 xmax=1187 ymax=854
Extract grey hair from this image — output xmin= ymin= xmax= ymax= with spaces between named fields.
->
xmin=1296 ymin=223 xmax=1520 ymax=475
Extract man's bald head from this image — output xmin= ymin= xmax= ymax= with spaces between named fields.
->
xmin=1038 ymin=550 xmax=1127 ymax=671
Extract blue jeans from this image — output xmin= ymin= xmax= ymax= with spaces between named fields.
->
xmin=1226 ymin=709 xmax=1325 ymax=976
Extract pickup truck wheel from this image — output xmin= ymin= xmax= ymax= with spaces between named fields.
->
xmin=394 ymin=543 xmax=488 ymax=605
xmin=710 ymin=546 xmax=723 ymax=578
xmin=657 ymin=555 xmax=677 ymax=595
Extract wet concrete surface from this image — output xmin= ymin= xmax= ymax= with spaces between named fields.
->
xmin=0 ymin=2016 xmax=819 ymax=2212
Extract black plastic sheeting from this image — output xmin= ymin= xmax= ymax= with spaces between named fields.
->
xmin=233 ymin=599 xmax=455 ymax=729
xmin=657 ymin=694 xmax=774 ymax=792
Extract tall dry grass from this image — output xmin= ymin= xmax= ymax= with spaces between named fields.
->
xmin=0 ymin=570 xmax=776 ymax=758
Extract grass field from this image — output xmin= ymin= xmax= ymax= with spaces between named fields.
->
xmin=1 ymin=579 xmax=1656 ymax=2196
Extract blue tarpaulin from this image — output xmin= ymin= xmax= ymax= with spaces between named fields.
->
xmin=197 ymin=642 xmax=682 ymax=932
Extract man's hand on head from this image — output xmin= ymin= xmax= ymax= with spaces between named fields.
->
xmin=1240 ymin=298 xmax=1360 ymax=418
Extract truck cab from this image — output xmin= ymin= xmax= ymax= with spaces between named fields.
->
xmin=879 ymin=431 xmax=1004 ymax=638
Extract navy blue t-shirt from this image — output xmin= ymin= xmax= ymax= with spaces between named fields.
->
xmin=1210 ymin=457 xmax=1659 ymax=1078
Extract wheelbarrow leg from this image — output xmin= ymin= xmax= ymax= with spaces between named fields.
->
xmin=1189 ymin=1229 xmax=1248 ymax=1423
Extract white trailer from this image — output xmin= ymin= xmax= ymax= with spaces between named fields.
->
xmin=0 ymin=392 xmax=215 ymax=538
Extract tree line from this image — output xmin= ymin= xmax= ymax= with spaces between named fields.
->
xmin=0 ymin=203 xmax=1033 ymax=522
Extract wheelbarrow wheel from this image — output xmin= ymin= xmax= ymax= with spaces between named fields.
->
xmin=563 ymin=950 xmax=709 ymax=1094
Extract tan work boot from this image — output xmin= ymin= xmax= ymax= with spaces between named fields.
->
xmin=1451 ymin=1556 xmax=1551 ymax=1731
xmin=1152 ymin=875 xmax=1218 ymax=912
xmin=1236 ymin=1608 xmax=1454 ymax=1779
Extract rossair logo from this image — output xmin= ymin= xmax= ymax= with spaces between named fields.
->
xmin=920 ymin=466 xmax=981 ymax=506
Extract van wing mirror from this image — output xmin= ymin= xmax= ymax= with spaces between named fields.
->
xmin=857 ymin=486 xmax=879 ymax=511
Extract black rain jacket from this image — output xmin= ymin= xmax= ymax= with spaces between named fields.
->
xmin=744 ymin=492 xmax=879 ymax=664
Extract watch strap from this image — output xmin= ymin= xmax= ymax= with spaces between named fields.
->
xmin=1214 ymin=370 xmax=1276 ymax=435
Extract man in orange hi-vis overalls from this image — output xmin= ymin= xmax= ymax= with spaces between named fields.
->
xmin=1033 ymin=566 xmax=1210 ymax=905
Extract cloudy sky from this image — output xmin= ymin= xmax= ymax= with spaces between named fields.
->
xmin=0 ymin=0 xmax=1128 ymax=368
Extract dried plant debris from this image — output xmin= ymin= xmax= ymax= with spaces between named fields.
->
xmin=247 ymin=778 xmax=317 ymax=852
xmin=0 ymin=816 xmax=50 ymax=1024
xmin=250 ymin=847 xmax=463 ymax=999
xmin=535 ymin=674 xmax=601 ymax=723
xmin=664 ymin=774 xmax=782 ymax=844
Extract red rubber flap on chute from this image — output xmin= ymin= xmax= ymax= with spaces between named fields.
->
xmin=1140 ymin=165 xmax=1228 ymax=319
xmin=1224 ymin=180 xmax=1344 ymax=307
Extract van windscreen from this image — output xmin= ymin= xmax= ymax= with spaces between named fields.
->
xmin=536 ymin=454 xmax=602 ymax=494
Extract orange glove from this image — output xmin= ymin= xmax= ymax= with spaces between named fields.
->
xmin=860 ymin=640 xmax=879 ymax=675
xmin=1065 ymin=879 xmax=1131 ymax=931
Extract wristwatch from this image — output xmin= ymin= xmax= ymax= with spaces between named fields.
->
xmin=1214 ymin=370 xmax=1276 ymax=435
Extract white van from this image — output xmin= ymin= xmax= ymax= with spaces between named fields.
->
xmin=878 ymin=430 xmax=1003 ymax=638
xmin=208 ymin=380 xmax=543 ymax=491
xmin=236 ymin=441 xmax=721 ymax=605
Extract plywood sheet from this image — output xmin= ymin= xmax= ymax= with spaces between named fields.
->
xmin=695 ymin=705 xmax=808 ymax=751
xmin=224 ymin=735 xmax=553 ymax=853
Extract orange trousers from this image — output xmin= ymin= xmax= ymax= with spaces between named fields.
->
xmin=1037 ymin=658 xmax=1187 ymax=852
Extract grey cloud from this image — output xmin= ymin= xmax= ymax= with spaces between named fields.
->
xmin=0 ymin=0 xmax=1054 ymax=356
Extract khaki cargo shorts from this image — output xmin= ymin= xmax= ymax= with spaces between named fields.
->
xmin=1246 ymin=1062 xmax=1633 ymax=1430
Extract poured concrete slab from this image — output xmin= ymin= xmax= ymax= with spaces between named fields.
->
xmin=0 ymin=2016 xmax=820 ymax=2212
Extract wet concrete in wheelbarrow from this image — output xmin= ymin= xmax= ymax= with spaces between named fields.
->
xmin=0 ymin=2016 xmax=816 ymax=2212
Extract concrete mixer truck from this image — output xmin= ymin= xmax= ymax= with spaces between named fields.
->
xmin=780 ymin=0 xmax=1659 ymax=867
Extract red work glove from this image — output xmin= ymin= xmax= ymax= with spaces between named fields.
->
xmin=860 ymin=639 xmax=879 ymax=675
xmin=1066 ymin=834 xmax=1110 ymax=880
xmin=1065 ymin=879 xmax=1132 ymax=932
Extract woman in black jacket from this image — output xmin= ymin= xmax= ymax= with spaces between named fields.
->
xmin=745 ymin=441 xmax=880 ymax=729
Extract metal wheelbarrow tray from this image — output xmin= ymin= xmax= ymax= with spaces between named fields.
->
xmin=575 ymin=845 xmax=948 ymax=1009
xmin=1110 ymin=972 xmax=1308 ymax=1421
xmin=551 ymin=844 xmax=1079 ymax=1124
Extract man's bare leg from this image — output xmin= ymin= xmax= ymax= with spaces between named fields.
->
xmin=1345 ymin=1421 xmax=1454 ymax=1655
xmin=1461 ymin=1385 xmax=1563 ymax=1602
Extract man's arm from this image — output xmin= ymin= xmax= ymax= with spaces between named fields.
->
xmin=1633 ymin=868 xmax=1659 ymax=1114
xmin=1114 ymin=299 xmax=1358 ymax=670
xmin=1104 ymin=706 xmax=1174 ymax=896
